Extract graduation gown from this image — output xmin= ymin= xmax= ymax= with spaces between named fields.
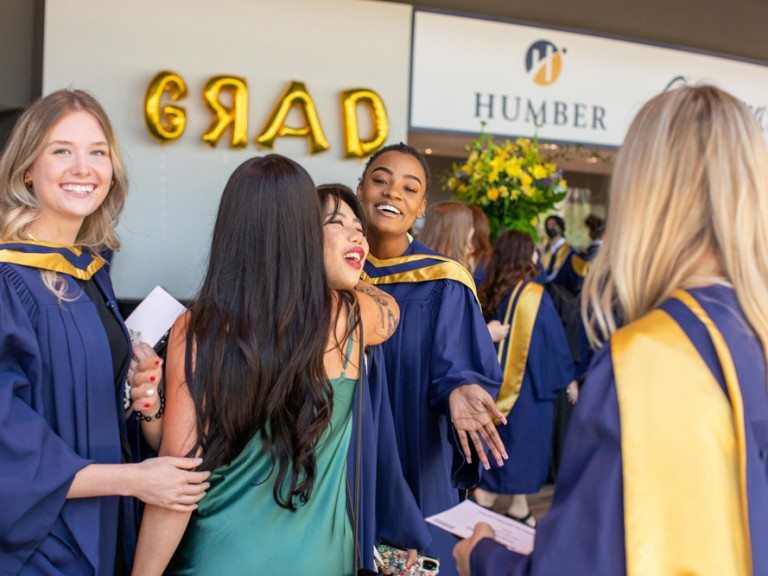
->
xmin=470 ymin=284 xmax=768 ymax=576
xmin=479 ymin=281 xmax=574 ymax=494
xmin=0 ymin=241 xmax=135 ymax=575
xmin=362 ymin=240 xmax=502 ymax=575
xmin=348 ymin=345 xmax=432 ymax=570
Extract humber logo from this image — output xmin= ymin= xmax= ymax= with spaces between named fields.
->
xmin=525 ymin=40 xmax=565 ymax=86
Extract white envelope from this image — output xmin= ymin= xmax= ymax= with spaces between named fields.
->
xmin=124 ymin=286 xmax=186 ymax=347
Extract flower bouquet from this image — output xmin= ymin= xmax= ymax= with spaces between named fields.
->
xmin=444 ymin=130 xmax=567 ymax=241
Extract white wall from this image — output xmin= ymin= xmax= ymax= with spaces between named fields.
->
xmin=43 ymin=0 xmax=412 ymax=299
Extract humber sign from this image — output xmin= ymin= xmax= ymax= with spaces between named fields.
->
xmin=410 ymin=10 xmax=768 ymax=147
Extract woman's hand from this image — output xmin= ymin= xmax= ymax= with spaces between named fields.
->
xmin=566 ymin=380 xmax=579 ymax=405
xmin=128 ymin=342 xmax=163 ymax=417
xmin=486 ymin=320 xmax=510 ymax=343
xmin=130 ymin=457 xmax=210 ymax=512
xmin=453 ymin=522 xmax=496 ymax=576
xmin=448 ymin=384 xmax=508 ymax=469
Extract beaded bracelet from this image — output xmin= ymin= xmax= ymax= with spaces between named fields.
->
xmin=135 ymin=386 xmax=165 ymax=423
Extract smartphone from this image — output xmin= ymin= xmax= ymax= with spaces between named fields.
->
xmin=375 ymin=544 xmax=440 ymax=576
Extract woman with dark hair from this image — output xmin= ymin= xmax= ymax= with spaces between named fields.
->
xmin=0 ymin=89 xmax=210 ymax=575
xmin=133 ymin=156 xmax=402 ymax=575
xmin=473 ymin=230 xmax=574 ymax=526
xmin=317 ymin=183 xmax=432 ymax=570
xmin=357 ymin=143 xmax=504 ymax=576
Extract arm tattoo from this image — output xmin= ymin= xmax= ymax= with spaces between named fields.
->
xmin=356 ymin=284 xmax=398 ymax=339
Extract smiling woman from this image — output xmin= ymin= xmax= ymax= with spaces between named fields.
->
xmin=24 ymin=111 xmax=114 ymax=244
xmin=357 ymin=143 xmax=505 ymax=576
xmin=0 ymin=89 xmax=209 ymax=575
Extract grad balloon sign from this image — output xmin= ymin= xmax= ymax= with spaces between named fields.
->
xmin=144 ymin=71 xmax=389 ymax=157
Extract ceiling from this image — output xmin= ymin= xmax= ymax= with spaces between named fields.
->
xmin=385 ymin=0 xmax=768 ymax=65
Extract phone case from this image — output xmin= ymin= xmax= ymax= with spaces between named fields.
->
xmin=376 ymin=544 xmax=440 ymax=576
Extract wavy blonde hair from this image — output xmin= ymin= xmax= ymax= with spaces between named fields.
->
xmin=419 ymin=201 xmax=474 ymax=267
xmin=583 ymin=85 xmax=768 ymax=359
xmin=0 ymin=89 xmax=128 ymax=251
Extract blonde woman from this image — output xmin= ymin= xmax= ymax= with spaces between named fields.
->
xmin=455 ymin=85 xmax=768 ymax=575
xmin=0 ymin=89 xmax=209 ymax=575
xmin=419 ymin=200 xmax=475 ymax=269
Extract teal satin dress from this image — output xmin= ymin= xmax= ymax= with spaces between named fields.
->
xmin=167 ymin=348 xmax=357 ymax=575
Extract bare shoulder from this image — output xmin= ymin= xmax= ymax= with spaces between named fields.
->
xmin=354 ymin=281 xmax=400 ymax=345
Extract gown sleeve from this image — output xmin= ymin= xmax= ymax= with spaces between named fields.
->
xmin=428 ymin=280 xmax=502 ymax=411
xmin=469 ymin=344 xmax=627 ymax=576
xmin=0 ymin=267 xmax=91 ymax=569
xmin=428 ymin=280 xmax=503 ymax=489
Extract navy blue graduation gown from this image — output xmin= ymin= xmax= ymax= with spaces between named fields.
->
xmin=469 ymin=284 xmax=768 ymax=575
xmin=364 ymin=240 xmax=503 ymax=576
xmin=0 ymin=244 xmax=135 ymax=575
xmin=347 ymin=345 xmax=432 ymax=570
xmin=479 ymin=282 xmax=574 ymax=494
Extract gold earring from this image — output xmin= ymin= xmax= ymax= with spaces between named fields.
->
xmin=24 ymin=178 xmax=33 ymax=189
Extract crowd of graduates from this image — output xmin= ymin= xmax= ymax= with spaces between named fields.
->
xmin=1 ymin=83 xmax=768 ymax=576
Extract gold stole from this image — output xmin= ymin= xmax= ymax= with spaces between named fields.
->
xmin=570 ymin=253 xmax=590 ymax=278
xmin=0 ymin=240 xmax=105 ymax=280
xmin=494 ymin=281 xmax=543 ymax=419
xmin=361 ymin=253 xmax=478 ymax=303
xmin=541 ymin=242 xmax=571 ymax=274
xmin=612 ymin=289 xmax=751 ymax=576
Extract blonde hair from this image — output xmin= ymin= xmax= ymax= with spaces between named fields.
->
xmin=583 ymin=85 xmax=768 ymax=360
xmin=419 ymin=201 xmax=474 ymax=267
xmin=0 ymin=89 xmax=128 ymax=251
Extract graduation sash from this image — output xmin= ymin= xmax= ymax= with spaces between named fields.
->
xmin=0 ymin=240 xmax=105 ymax=280
xmin=570 ymin=253 xmax=590 ymax=278
xmin=612 ymin=289 xmax=751 ymax=576
xmin=494 ymin=281 xmax=543 ymax=419
xmin=541 ymin=242 xmax=571 ymax=275
xmin=362 ymin=252 xmax=478 ymax=303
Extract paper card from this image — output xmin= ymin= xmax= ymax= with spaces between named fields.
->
xmin=426 ymin=500 xmax=535 ymax=555
xmin=124 ymin=286 xmax=186 ymax=347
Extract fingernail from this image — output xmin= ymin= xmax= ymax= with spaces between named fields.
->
xmin=144 ymin=403 xmax=152 ymax=408
xmin=496 ymin=459 xmax=504 ymax=467
xmin=501 ymin=417 xmax=508 ymax=425
xmin=467 ymin=456 xmax=472 ymax=464
xmin=483 ymin=462 xmax=491 ymax=471
xmin=503 ymin=452 xmax=509 ymax=460
xmin=150 ymin=375 xmax=157 ymax=382
xmin=154 ymin=359 xmax=161 ymax=366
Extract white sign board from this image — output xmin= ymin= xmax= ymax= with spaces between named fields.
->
xmin=411 ymin=10 xmax=768 ymax=146
xmin=44 ymin=0 xmax=412 ymax=299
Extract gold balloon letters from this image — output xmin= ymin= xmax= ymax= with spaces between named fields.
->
xmin=256 ymin=81 xmax=330 ymax=154
xmin=341 ymin=89 xmax=389 ymax=159
xmin=144 ymin=71 xmax=188 ymax=142
xmin=202 ymin=76 xmax=249 ymax=148
xmin=143 ymin=72 xmax=389 ymax=157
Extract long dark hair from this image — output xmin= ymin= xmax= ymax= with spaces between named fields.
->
xmin=186 ymin=154 xmax=332 ymax=510
xmin=479 ymin=230 xmax=538 ymax=319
